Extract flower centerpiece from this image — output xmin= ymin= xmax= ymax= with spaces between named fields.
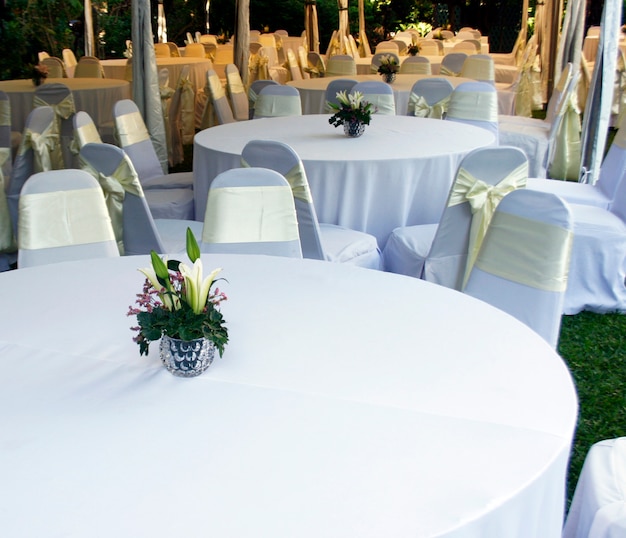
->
xmin=377 ymin=54 xmax=400 ymax=83
xmin=128 ymin=228 xmax=228 ymax=377
xmin=327 ymin=90 xmax=375 ymax=138
xmin=407 ymin=44 xmax=420 ymax=56
xmin=32 ymin=64 xmax=48 ymax=87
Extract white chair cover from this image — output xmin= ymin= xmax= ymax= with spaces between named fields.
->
xmin=326 ymin=55 xmax=357 ymax=77
xmin=464 ymin=189 xmax=573 ymax=347
xmin=32 ymin=82 xmax=76 ymax=169
xmin=158 ymin=68 xmax=176 ymax=165
xmin=383 ymin=146 xmax=528 ymax=290
xmin=73 ymin=110 xmax=102 ymax=153
xmin=41 ymin=57 xmax=67 ymax=78
xmin=74 ymin=57 xmax=105 ymax=78
xmin=17 ymin=169 xmax=119 ymax=268
xmin=351 ymin=81 xmax=396 ymax=115
xmin=154 ymin=43 xmax=171 ymax=58
xmin=225 ymin=64 xmax=249 ymax=121
xmin=419 ymin=40 xmax=442 ymax=56
xmin=375 ymin=41 xmax=399 ymax=54
xmin=297 ymin=46 xmax=310 ymax=79
xmin=241 ymin=140 xmax=382 ymax=269
xmin=370 ymin=52 xmax=401 ymax=73
xmin=461 ymin=54 xmax=495 ymax=83
xmin=305 ymin=52 xmax=326 ymax=78
xmin=440 ymin=52 xmax=468 ymax=76
xmin=491 ymin=30 xmax=525 ymax=66
xmin=0 ymin=94 xmax=15 ymax=264
xmin=287 ymin=49 xmax=303 ymax=81
xmin=62 ymin=48 xmax=77 ymax=77
xmin=201 ymin=68 xmax=236 ymax=128
xmin=7 ymin=106 xmax=58 ymax=234
xmin=452 ymin=41 xmax=478 ymax=54
xmin=248 ymin=79 xmax=279 ymax=119
xmin=253 ymin=85 xmax=302 ymax=118
xmin=184 ymin=43 xmax=205 ymax=58
xmin=399 ymin=56 xmax=431 ymax=75
xmin=407 ymin=77 xmax=454 ymax=118
xmin=323 ymin=78 xmax=358 ymax=113
xmin=200 ymin=167 xmax=302 ymax=258
xmin=563 ymin=438 xmax=626 ymax=538
xmin=446 ymin=81 xmax=499 ymax=142
xmin=79 ymin=143 xmax=202 ymax=255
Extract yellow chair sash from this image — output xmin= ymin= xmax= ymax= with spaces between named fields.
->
xmin=327 ymin=58 xmax=355 ymax=76
xmin=180 ymin=77 xmax=195 ymax=145
xmin=548 ymin=92 xmax=582 ymax=180
xmin=0 ymin=150 xmax=15 ymax=252
xmin=18 ymin=188 xmax=115 ymax=250
xmin=474 ymin=211 xmax=572 ymax=292
xmin=409 ymin=93 xmax=449 ymax=119
xmin=448 ymin=163 xmax=528 ymax=289
xmin=254 ymin=94 xmax=301 ymax=118
xmin=202 ymin=186 xmax=300 ymax=244
xmin=440 ymin=65 xmax=460 ymax=77
xmin=515 ymin=68 xmax=533 ymax=117
xmin=116 ymin=111 xmax=150 ymax=147
xmin=75 ymin=122 xmax=102 ymax=149
xmin=241 ymin=159 xmax=312 ymax=203
xmin=20 ymin=127 xmax=58 ymax=173
xmin=33 ymin=93 xmax=76 ymax=121
xmin=227 ymin=72 xmax=246 ymax=97
xmin=448 ymin=88 xmax=498 ymax=122
xmin=80 ymin=157 xmax=143 ymax=254
xmin=0 ymin=101 xmax=10 ymax=127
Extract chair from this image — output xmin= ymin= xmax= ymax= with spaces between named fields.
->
xmin=406 ymin=77 xmax=454 ymax=118
xmin=323 ymin=78 xmax=358 ymax=113
xmin=286 ymin=49 xmax=303 ymax=81
xmin=495 ymin=36 xmax=538 ymax=117
xmin=399 ymin=55 xmax=431 ymax=75
xmin=383 ymin=146 xmax=528 ymax=290
xmin=241 ymin=140 xmax=382 ymax=268
xmin=249 ymin=30 xmax=261 ymax=42
xmin=452 ymin=41 xmax=478 ymax=55
xmin=33 ymin=82 xmax=76 ymax=168
xmin=419 ymin=40 xmax=442 ymax=56
xmin=249 ymin=41 xmax=263 ymax=55
xmin=370 ymin=52 xmax=401 ymax=73
xmin=17 ymin=169 xmax=119 ymax=268
xmin=464 ymin=189 xmax=573 ymax=347
xmin=185 ymin=31 xmax=195 ymax=45
xmin=274 ymin=29 xmax=288 ymax=37
xmin=79 ymin=143 xmax=202 ymax=255
xmin=351 ymin=81 xmax=396 ymax=115
xmin=38 ymin=51 xmax=50 ymax=62
xmin=225 ymin=64 xmax=249 ymax=121
xmin=112 ymin=100 xmax=195 ymax=220
xmin=390 ymin=39 xmax=408 ymax=56
xmin=440 ymin=52 xmax=468 ymax=76
xmin=166 ymin=42 xmax=180 ymax=57
xmin=460 ymin=54 xmax=495 ymax=84
xmin=62 ymin=49 xmax=78 ymax=77
xmin=200 ymin=167 xmax=302 ymax=258
xmin=526 ymin=112 xmax=626 ymax=210
xmin=306 ymin=51 xmax=326 ymax=78
xmin=166 ymin=66 xmax=195 ymax=167
xmin=253 ymin=84 xmax=302 ymax=119
xmin=375 ymin=41 xmax=399 ymax=55
xmin=297 ymin=46 xmax=310 ymax=79
xmin=248 ymin=79 xmax=279 ymax=119
xmin=0 ymin=90 xmax=19 ymax=181
xmin=201 ymin=68 xmax=235 ymax=127
xmin=0 ymin=92 xmax=16 ymax=269
xmin=73 ymin=111 xmax=102 ymax=152
xmin=41 ymin=57 xmax=67 ymax=78
xmin=440 ymin=30 xmax=454 ymax=40
xmin=154 ymin=42 xmax=171 ymax=58
xmin=491 ymin=30 xmax=525 ymax=67
xmin=446 ymin=81 xmax=499 ymax=142
xmin=326 ymin=55 xmax=357 ymax=77
xmin=184 ymin=43 xmax=206 ymax=58
xmin=563 ymin=438 xmax=626 ymax=538
xmin=74 ymin=56 xmax=105 ymax=78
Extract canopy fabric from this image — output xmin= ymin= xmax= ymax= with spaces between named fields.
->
xmin=357 ymin=0 xmax=371 ymax=57
xmin=580 ymin=0 xmax=623 ymax=184
xmin=157 ymin=1 xmax=167 ymax=43
xmin=338 ymin=0 xmax=349 ymax=51
xmin=84 ymin=0 xmax=95 ymax=56
xmin=305 ymin=0 xmax=320 ymax=53
xmin=131 ymin=0 xmax=168 ymax=172
xmin=555 ymin=0 xmax=585 ymax=79
xmin=234 ymin=0 xmax=250 ymax=86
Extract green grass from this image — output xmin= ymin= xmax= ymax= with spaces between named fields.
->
xmin=558 ymin=312 xmax=626 ymax=505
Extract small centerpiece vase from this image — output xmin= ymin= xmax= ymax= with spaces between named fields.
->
xmin=382 ymin=72 xmax=396 ymax=84
xmin=344 ymin=120 xmax=366 ymax=138
xmin=159 ymin=335 xmax=216 ymax=377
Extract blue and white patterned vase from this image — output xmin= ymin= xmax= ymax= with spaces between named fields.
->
xmin=159 ymin=335 xmax=215 ymax=377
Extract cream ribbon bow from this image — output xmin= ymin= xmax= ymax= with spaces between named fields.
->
xmin=241 ymin=159 xmax=312 ymax=203
xmin=439 ymin=65 xmax=460 ymax=77
xmin=179 ymin=78 xmax=195 ymax=145
xmin=33 ymin=94 xmax=76 ymax=121
xmin=80 ymin=156 xmax=143 ymax=254
xmin=22 ymin=128 xmax=58 ymax=173
xmin=0 ymin=147 xmax=15 ymax=252
xmin=448 ymin=163 xmax=528 ymax=289
xmin=409 ymin=93 xmax=449 ymax=119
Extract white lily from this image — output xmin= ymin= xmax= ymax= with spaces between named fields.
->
xmin=179 ymin=260 xmax=222 ymax=315
xmin=138 ymin=265 xmax=180 ymax=311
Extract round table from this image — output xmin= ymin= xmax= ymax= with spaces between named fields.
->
xmin=0 ymin=254 xmax=577 ymax=537
xmin=193 ymin=114 xmax=496 ymax=247
xmin=355 ymin=55 xmax=444 ymax=75
xmin=0 ymin=77 xmax=131 ymax=132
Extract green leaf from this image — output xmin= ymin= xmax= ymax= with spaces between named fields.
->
xmin=151 ymin=250 xmax=170 ymax=288
xmin=186 ymin=227 xmax=201 ymax=262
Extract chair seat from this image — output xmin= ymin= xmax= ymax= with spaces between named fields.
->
xmin=154 ymin=219 xmax=204 ymax=253
xmin=382 ymin=223 xmax=438 ymax=277
xmin=141 ymin=171 xmax=194 ymax=190
xmin=144 ymin=188 xmax=195 ymax=220
xmin=526 ymin=178 xmax=611 ymax=209
xmin=319 ymin=223 xmax=382 ymax=269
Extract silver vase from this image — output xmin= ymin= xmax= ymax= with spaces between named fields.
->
xmin=159 ymin=335 xmax=215 ymax=377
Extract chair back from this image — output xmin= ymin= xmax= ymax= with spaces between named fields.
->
xmin=452 ymin=42 xmax=476 ymax=54
xmin=242 ymin=139 xmax=324 ymax=260
xmin=351 ymin=81 xmax=396 ymax=115
xmin=287 ymin=48 xmax=303 ymax=81
xmin=79 ymin=142 xmax=166 ymax=255
xmin=250 ymin=41 xmax=263 ymax=55
xmin=113 ymin=99 xmax=164 ymax=182
xmin=441 ymin=30 xmax=454 ymax=40
xmin=250 ymin=30 xmax=261 ymax=42
xmin=201 ymin=68 xmax=235 ymax=127
xmin=166 ymin=65 xmax=194 ymax=165
xmin=464 ymin=189 xmax=573 ymax=347
xmin=225 ymin=64 xmax=249 ymax=121
xmin=74 ymin=56 xmax=105 ymax=78
xmin=418 ymin=40 xmax=441 ymax=56
xmin=73 ymin=111 xmax=102 ymax=151
xmin=424 ymin=146 xmax=528 ymax=290
xmin=154 ymin=42 xmax=170 ymax=58
xmin=370 ymin=52 xmax=400 ymax=73
xmin=546 ymin=62 xmax=574 ymax=124
xmin=275 ymin=29 xmax=288 ymax=37
xmin=248 ymin=79 xmax=279 ymax=119
xmin=253 ymin=84 xmax=302 ymax=118
xmin=17 ymin=169 xmax=118 ymax=267
xmin=326 ymin=55 xmax=357 ymax=77
xmin=307 ymin=52 xmax=326 ymax=78
xmin=62 ymin=49 xmax=78 ymax=77
xmin=41 ymin=57 xmax=66 ymax=78
xmin=375 ymin=41 xmax=399 ymax=54
xmin=596 ymin=112 xmax=626 ymax=203
xmin=199 ymin=34 xmax=218 ymax=45
xmin=0 ymin=91 xmax=13 ymax=180
xmin=460 ymin=54 xmax=495 ymax=83
xmin=38 ymin=51 xmax=50 ymax=62
xmin=200 ymin=167 xmax=302 ymax=258
xmin=185 ymin=31 xmax=194 ymax=45
xmin=462 ymin=39 xmax=482 ymax=53
xmin=258 ymin=33 xmax=277 ymax=49
xmin=440 ymin=52 xmax=468 ymax=76
xmin=324 ymin=78 xmax=358 ymax=113
xmin=184 ymin=43 xmax=206 ymax=58
xmin=446 ymin=81 xmax=499 ymax=142
xmin=297 ymin=46 xmax=310 ymax=79
xmin=166 ymin=42 xmax=180 ymax=57
xmin=407 ymin=77 xmax=454 ymax=118
xmin=390 ymin=39 xmax=408 ymax=55
xmin=399 ymin=56 xmax=431 ymax=75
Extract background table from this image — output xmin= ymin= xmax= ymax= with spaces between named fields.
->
xmin=0 ymin=254 xmax=577 ymax=537
xmin=193 ymin=114 xmax=495 ymax=247
xmin=0 ymin=77 xmax=131 ymax=132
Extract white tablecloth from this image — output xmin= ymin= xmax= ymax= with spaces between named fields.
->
xmin=0 ymin=254 xmax=577 ymax=538
xmin=0 ymin=77 xmax=131 ymax=132
xmin=193 ymin=114 xmax=496 ymax=247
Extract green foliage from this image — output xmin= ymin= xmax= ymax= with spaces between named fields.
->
xmin=95 ymin=0 xmax=132 ymax=58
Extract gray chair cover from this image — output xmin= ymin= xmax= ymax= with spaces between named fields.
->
xmin=323 ymin=78 xmax=358 ymax=113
